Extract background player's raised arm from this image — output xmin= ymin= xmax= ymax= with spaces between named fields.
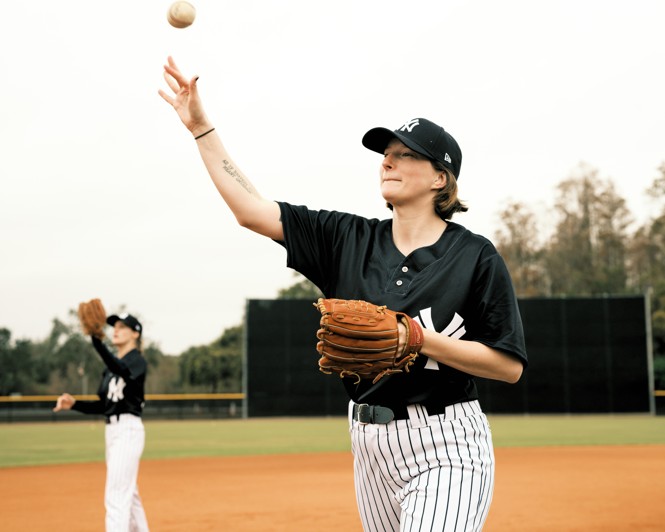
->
xmin=159 ymin=56 xmax=283 ymax=241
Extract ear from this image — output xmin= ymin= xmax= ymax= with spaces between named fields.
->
xmin=432 ymin=173 xmax=447 ymax=190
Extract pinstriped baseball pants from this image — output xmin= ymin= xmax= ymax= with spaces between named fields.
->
xmin=105 ymin=414 xmax=149 ymax=532
xmin=349 ymin=400 xmax=495 ymax=532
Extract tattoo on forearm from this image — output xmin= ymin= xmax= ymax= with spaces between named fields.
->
xmin=222 ymin=159 xmax=255 ymax=194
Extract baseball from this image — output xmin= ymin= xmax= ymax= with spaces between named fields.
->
xmin=167 ymin=1 xmax=196 ymax=29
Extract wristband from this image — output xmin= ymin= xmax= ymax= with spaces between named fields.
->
xmin=194 ymin=127 xmax=215 ymax=140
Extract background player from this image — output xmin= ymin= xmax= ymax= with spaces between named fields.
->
xmin=159 ymin=56 xmax=528 ymax=531
xmin=54 ymin=313 xmax=149 ymax=532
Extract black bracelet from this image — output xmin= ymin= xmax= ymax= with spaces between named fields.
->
xmin=194 ymin=127 xmax=215 ymax=140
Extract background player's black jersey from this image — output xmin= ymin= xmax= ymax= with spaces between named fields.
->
xmin=72 ymin=337 xmax=146 ymax=418
xmin=277 ymin=202 xmax=527 ymax=409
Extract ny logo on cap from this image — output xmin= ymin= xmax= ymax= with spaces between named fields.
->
xmin=399 ymin=118 xmax=420 ymax=133
xmin=445 ymin=153 xmax=452 ymax=163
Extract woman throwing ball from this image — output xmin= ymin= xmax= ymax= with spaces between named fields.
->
xmin=159 ymin=56 xmax=527 ymax=531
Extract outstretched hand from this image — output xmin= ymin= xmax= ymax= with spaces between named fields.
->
xmin=158 ymin=56 xmax=213 ymax=137
xmin=53 ymin=393 xmax=75 ymax=412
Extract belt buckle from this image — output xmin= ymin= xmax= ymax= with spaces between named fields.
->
xmin=356 ymin=403 xmax=373 ymax=425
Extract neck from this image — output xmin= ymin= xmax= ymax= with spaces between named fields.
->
xmin=391 ymin=207 xmax=447 ymax=255
xmin=116 ymin=344 xmax=135 ymax=358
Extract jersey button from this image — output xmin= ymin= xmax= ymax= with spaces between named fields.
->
xmin=401 ymin=266 xmax=409 ymax=272
xmin=396 ymin=280 xmax=403 ymax=286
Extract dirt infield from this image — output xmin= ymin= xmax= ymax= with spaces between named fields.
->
xmin=3 ymin=445 xmax=665 ymax=531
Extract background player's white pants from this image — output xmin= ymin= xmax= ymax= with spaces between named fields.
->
xmin=349 ymin=400 xmax=495 ymax=532
xmin=105 ymin=414 xmax=149 ymax=532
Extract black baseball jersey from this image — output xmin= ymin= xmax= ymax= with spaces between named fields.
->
xmin=72 ymin=337 xmax=147 ymax=418
xmin=276 ymin=202 xmax=528 ymax=409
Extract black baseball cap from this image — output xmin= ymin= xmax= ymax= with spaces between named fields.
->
xmin=362 ymin=118 xmax=462 ymax=179
xmin=107 ymin=313 xmax=142 ymax=336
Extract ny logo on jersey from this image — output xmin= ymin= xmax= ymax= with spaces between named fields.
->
xmin=413 ymin=308 xmax=466 ymax=370
xmin=399 ymin=118 xmax=420 ymax=133
xmin=107 ymin=376 xmax=126 ymax=402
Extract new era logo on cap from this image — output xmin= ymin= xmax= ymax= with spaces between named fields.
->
xmin=362 ymin=117 xmax=462 ymax=179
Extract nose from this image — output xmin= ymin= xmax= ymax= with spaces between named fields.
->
xmin=382 ymin=153 xmax=394 ymax=169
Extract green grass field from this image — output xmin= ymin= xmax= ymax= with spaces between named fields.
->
xmin=2 ymin=415 xmax=664 ymax=468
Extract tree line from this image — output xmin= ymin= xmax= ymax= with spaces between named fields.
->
xmin=1 ymin=162 xmax=664 ymax=395
xmin=494 ymin=162 xmax=665 ymax=388
xmin=0 ymin=277 xmax=322 ymax=397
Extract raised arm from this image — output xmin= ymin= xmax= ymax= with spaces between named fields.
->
xmin=158 ymin=56 xmax=283 ymax=240
xmin=91 ymin=336 xmax=135 ymax=380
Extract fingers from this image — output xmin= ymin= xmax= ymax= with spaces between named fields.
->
xmin=53 ymin=393 xmax=74 ymax=412
xmin=164 ymin=63 xmax=188 ymax=87
xmin=163 ymin=57 xmax=199 ymax=92
xmin=163 ymin=71 xmax=181 ymax=93
xmin=157 ymin=91 xmax=172 ymax=105
xmin=163 ymin=64 xmax=182 ymax=84
xmin=397 ymin=321 xmax=407 ymax=353
xmin=53 ymin=395 xmax=63 ymax=412
xmin=160 ymin=56 xmax=209 ymax=129
xmin=158 ymin=86 xmax=175 ymax=106
xmin=189 ymin=75 xmax=200 ymax=98
xmin=162 ymin=56 xmax=188 ymax=98
xmin=159 ymin=67 xmax=186 ymax=107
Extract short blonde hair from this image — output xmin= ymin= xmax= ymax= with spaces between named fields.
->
xmin=432 ymin=164 xmax=468 ymax=220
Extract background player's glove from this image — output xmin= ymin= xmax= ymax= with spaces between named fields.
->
xmin=313 ymin=298 xmax=424 ymax=384
xmin=78 ymin=298 xmax=107 ymax=339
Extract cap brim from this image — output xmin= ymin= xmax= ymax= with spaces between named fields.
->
xmin=362 ymin=127 xmax=433 ymax=160
xmin=362 ymin=127 xmax=396 ymax=154
xmin=106 ymin=314 xmax=143 ymax=335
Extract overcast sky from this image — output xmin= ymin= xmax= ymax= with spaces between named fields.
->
xmin=2 ymin=0 xmax=664 ymax=355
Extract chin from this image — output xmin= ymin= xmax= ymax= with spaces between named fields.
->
xmin=381 ymin=183 xmax=401 ymax=198
xmin=380 ymin=188 xmax=396 ymax=202
xmin=381 ymin=194 xmax=399 ymax=206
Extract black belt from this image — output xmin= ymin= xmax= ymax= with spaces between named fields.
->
xmin=352 ymin=402 xmax=450 ymax=424
xmin=352 ymin=404 xmax=395 ymax=424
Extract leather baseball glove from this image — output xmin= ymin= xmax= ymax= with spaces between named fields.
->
xmin=78 ymin=298 xmax=107 ymax=339
xmin=313 ymin=298 xmax=424 ymax=384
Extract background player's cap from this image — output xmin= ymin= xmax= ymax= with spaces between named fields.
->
xmin=362 ymin=118 xmax=462 ymax=179
xmin=107 ymin=313 xmax=142 ymax=336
